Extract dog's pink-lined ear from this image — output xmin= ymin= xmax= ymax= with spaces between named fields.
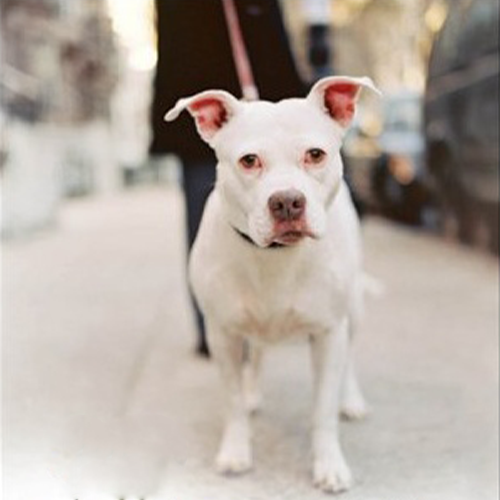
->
xmin=307 ymin=76 xmax=381 ymax=128
xmin=164 ymin=90 xmax=240 ymax=143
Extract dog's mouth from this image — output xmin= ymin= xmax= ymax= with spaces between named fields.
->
xmin=270 ymin=227 xmax=316 ymax=246
xmin=275 ymin=230 xmax=306 ymax=245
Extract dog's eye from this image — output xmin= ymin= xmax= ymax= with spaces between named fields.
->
xmin=239 ymin=154 xmax=262 ymax=170
xmin=305 ymin=148 xmax=326 ymax=166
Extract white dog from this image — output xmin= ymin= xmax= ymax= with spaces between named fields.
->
xmin=165 ymin=76 xmax=380 ymax=494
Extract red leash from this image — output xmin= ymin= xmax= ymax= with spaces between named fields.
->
xmin=222 ymin=0 xmax=260 ymax=101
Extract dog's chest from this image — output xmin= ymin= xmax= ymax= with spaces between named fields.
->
xmin=223 ymin=258 xmax=346 ymax=342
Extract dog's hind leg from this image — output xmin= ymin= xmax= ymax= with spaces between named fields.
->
xmin=243 ymin=342 xmax=264 ymax=414
xmin=340 ymin=286 xmax=369 ymax=421
xmin=340 ymin=350 xmax=369 ymax=421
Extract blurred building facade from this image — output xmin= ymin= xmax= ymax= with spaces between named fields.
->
xmin=1 ymin=0 xmax=119 ymax=236
xmin=1 ymin=0 xmax=448 ymax=238
xmin=285 ymin=0 xmax=441 ymax=102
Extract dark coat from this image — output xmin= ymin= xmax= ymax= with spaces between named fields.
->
xmin=150 ymin=0 xmax=306 ymax=161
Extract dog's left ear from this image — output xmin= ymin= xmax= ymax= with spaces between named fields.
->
xmin=307 ymin=76 xmax=381 ymax=128
xmin=164 ymin=90 xmax=241 ymax=144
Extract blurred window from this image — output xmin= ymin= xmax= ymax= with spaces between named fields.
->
xmin=430 ymin=0 xmax=471 ymax=76
xmin=458 ymin=0 xmax=499 ymax=63
xmin=430 ymin=0 xmax=499 ymax=77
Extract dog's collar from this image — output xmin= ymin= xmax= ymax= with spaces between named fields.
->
xmin=231 ymin=226 xmax=286 ymax=249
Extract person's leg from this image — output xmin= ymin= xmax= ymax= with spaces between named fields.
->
xmin=182 ymin=159 xmax=216 ymax=357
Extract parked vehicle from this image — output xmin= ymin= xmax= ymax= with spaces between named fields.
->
xmin=344 ymin=92 xmax=434 ymax=226
xmin=370 ymin=92 xmax=434 ymax=226
xmin=424 ymin=0 xmax=499 ymax=252
xmin=342 ymin=112 xmax=381 ymax=217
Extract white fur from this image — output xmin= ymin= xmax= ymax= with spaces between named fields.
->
xmin=165 ymin=76 xmax=379 ymax=494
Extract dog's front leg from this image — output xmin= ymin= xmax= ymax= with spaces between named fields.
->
xmin=310 ymin=320 xmax=352 ymax=493
xmin=210 ymin=331 xmax=253 ymax=474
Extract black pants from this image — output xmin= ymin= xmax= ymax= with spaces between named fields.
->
xmin=182 ymin=159 xmax=216 ymax=355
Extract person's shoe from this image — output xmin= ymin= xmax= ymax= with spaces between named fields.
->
xmin=196 ymin=340 xmax=211 ymax=358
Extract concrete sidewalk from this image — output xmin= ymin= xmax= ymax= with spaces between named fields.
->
xmin=3 ymin=186 xmax=498 ymax=500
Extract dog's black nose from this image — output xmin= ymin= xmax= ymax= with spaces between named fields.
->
xmin=268 ymin=190 xmax=306 ymax=222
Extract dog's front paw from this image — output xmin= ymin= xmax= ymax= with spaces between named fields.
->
xmin=313 ymin=453 xmax=353 ymax=494
xmin=215 ymin=422 xmax=253 ymax=475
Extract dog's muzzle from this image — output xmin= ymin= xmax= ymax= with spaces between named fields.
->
xmin=267 ymin=189 xmax=313 ymax=245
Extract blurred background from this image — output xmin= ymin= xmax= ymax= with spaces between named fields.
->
xmin=1 ymin=0 xmax=498 ymax=253
xmin=1 ymin=1 xmax=498 ymax=499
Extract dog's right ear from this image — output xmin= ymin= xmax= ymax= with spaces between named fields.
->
xmin=164 ymin=90 xmax=241 ymax=144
